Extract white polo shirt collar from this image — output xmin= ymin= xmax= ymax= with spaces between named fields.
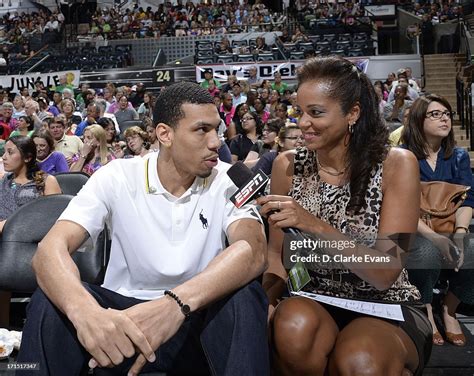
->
xmin=145 ymin=155 xmax=206 ymax=201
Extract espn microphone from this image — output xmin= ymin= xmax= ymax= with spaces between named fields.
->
xmin=227 ymin=162 xmax=303 ymax=237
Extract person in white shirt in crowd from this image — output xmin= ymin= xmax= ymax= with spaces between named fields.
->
xmin=231 ymin=82 xmax=247 ymax=107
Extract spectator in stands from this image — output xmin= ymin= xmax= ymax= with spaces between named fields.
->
xmin=258 ymin=56 xmax=431 ymax=376
xmin=271 ymin=72 xmax=288 ymax=95
xmin=244 ymin=118 xmax=283 ymax=168
xmin=97 ymin=117 xmax=119 ymax=157
xmin=373 ymin=80 xmax=389 ymax=102
xmin=0 ymin=135 xmax=61 ymax=233
xmin=24 ymin=99 xmax=42 ymax=129
xmin=75 ymin=102 xmax=101 ymax=137
xmin=9 ymin=115 xmax=34 ymax=138
xmin=247 ymin=66 xmax=262 ymax=89
xmin=287 ymin=92 xmax=300 ymax=122
xmin=253 ymin=97 xmax=270 ymax=124
xmin=230 ymin=111 xmax=263 ymax=162
xmin=60 ymin=98 xmax=82 ymax=135
xmin=49 ymin=117 xmax=83 ymax=166
xmin=231 ymin=82 xmax=247 ymax=107
xmin=384 ymin=72 xmax=396 ymax=92
xmin=206 ymin=80 xmax=220 ymax=98
xmin=124 ymin=126 xmax=149 ymax=157
xmin=50 ymin=92 xmax=63 ymax=115
xmin=103 ymin=85 xmax=116 ymax=112
xmin=402 ymin=95 xmax=474 ymax=347
xmin=130 ymin=83 xmax=146 ymax=108
xmin=215 ymin=37 xmax=232 ymax=54
xmin=70 ymin=124 xmax=115 ymax=176
xmin=36 ymin=97 xmax=54 ymax=121
xmin=107 ymin=87 xmax=134 ymax=114
xmin=200 ymin=69 xmax=221 ymax=90
xmin=115 ymin=95 xmax=139 ymax=130
xmin=388 ymin=69 xmax=420 ymax=101
xmin=389 ymin=106 xmax=411 ymax=146
xmin=137 ymin=91 xmax=155 ymax=120
xmin=12 ymin=95 xmax=25 ymax=120
xmin=291 ymin=25 xmax=309 ymax=43
xmin=251 ymin=123 xmax=303 ymax=176
xmin=268 ymin=89 xmax=281 ymax=117
xmin=420 ymin=14 xmax=435 ymax=55
xmin=221 ymin=75 xmax=237 ymax=94
xmin=228 ymin=103 xmax=249 ymax=141
xmin=52 ymin=74 xmax=74 ymax=94
xmin=144 ymin=117 xmax=160 ymax=152
xmin=274 ymin=102 xmax=289 ymax=122
xmin=384 ymin=84 xmax=414 ymax=131
xmin=219 ymin=91 xmax=235 ymax=128
xmin=32 ymin=129 xmax=69 ymax=175
xmin=1 ymin=102 xmax=18 ymax=131
xmin=253 ymin=36 xmax=269 ymax=53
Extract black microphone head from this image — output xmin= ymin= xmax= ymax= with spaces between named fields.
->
xmin=227 ymin=161 xmax=254 ymax=188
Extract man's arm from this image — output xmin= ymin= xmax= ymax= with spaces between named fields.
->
xmin=125 ymin=217 xmax=267 ymax=375
xmin=32 ymin=221 xmax=155 ymax=368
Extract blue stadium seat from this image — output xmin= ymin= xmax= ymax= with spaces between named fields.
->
xmin=290 ymin=51 xmax=305 ymax=60
xmin=236 ymin=54 xmax=254 ymax=62
xmin=256 ymin=53 xmax=274 ymax=61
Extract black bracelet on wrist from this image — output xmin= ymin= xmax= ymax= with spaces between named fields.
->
xmin=164 ymin=290 xmax=191 ymax=319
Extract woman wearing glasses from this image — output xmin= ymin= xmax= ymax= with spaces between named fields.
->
xmin=401 ymin=94 xmax=474 ymax=347
xmin=251 ymin=123 xmax=303 ymax=176
xmin=229 ymin=111 xmax=263 ymax=163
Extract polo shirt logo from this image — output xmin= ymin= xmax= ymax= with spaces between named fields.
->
xmin=199 ymin=210 xmax=208 ymax=229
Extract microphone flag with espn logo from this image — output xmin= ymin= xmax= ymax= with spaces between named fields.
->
xmin=229 ymin=169 xmax=269 ymax=208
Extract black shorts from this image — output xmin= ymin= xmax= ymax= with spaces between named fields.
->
xmin=320 ymin=302 xmax=432 ymax=376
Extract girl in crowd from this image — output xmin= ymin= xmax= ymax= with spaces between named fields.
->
xmin=124 ymin=126 xmax=149 ymax=157
xmin=229 ymin=110 xmax=263 ymax=162
xmin=228 ymin=103 xmax=249 ymax=141
xmin=70 ymin=124 xmax=115 ymax=176
xmin=0 ymin=136 xmax=61 ymax=233
xmin=9 ymin=115 xmax=34 ymax=138
xmin=257 ymin=57 xmax=431 ymax=375
xmin=97 ymin=117 xmax=120 ymax=157
xmin=252 ymin=124 xmax=303 ymax=175
xmin=401 ymin=94 xmax=474 ymax=347
xmin=268 ymin=89 xmax=281 ymax=117
xmin=32 ymin=129 xmax=69 ymax=175
xmin=253 ymin=97 xmax=270 ymax=124
xmin=244 ymin=118 xmax=283 ymax=168
xmin=12 ymin=95 xmax=25 ymax=120
xmin=137 ymin=91 xmax=155 ymax=120
xmin=144 ymin=117 xmax=160 ymax=152
xmin=274 ymin=102 xmax=289 ymax=122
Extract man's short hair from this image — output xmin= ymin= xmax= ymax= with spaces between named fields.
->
xmin=153 ymin=82 xmax=213 ymax=129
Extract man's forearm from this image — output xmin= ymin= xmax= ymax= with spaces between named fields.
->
xmin=33 ymin=232 xmax=102 ymax=322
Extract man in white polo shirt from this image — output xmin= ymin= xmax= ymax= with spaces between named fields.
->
xmin=18 ymin=82 xmax=269 ymax=376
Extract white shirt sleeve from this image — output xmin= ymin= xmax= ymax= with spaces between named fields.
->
xmin=222 ymin=183 xmax=263 ymax=236
xmin=58 ymin=162 xmax=116 ymax=244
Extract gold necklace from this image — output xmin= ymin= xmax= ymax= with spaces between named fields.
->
xmin=316 ymin=155 xmax=346 ymax=177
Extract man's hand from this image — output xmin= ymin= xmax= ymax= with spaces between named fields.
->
xmin=124 ymin=297 xmax=185 ymax=376
xmin=70 ymin=306 xmax=156 ymax=369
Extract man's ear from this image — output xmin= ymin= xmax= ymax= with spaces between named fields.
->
xmin=156 ymin=123 xmax=173 ymax=147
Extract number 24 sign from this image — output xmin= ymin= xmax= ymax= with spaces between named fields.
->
xmin=153 ymin=69 xmax=174 ymax=86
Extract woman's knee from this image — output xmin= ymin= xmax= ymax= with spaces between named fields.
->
xmin=329 ymin=320 xmax=406 ymax=376
xmin=272 ymin=297 xmax=337 ymax=360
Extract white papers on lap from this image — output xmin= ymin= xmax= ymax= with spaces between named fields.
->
xmin=292 ymin=291 xmax=405 ymax=322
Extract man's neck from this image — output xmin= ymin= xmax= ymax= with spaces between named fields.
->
xmin=157 ymin=153 xmax=195 ymax=197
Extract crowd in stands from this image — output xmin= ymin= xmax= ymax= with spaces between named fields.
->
xmin=410 ymin=1 xmax=463 ymax=23
xmin=87 ymin=0 xmax=284 ymax=39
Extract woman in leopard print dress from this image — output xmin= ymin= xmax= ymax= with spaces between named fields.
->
xmin=257 ymin=57 xmax=432 ymax=376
